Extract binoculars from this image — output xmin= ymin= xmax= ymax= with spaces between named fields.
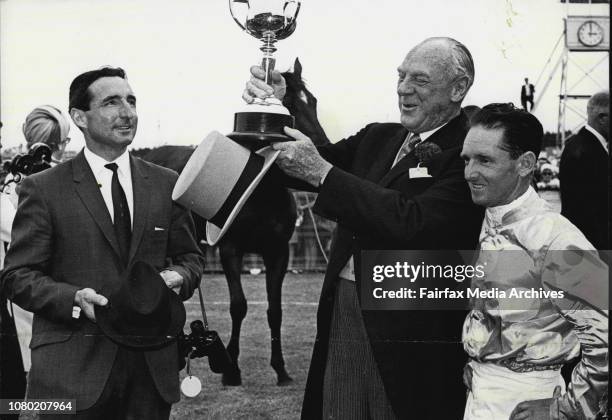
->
xmin=177 ymin=320 xmax=232 ymax=374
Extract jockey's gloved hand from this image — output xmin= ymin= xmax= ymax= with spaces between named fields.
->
xmin=243 ymin=65 xmax=287 ymax=104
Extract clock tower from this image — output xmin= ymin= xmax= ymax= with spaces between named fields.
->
xmin=565 ymin=16 xmax=609 ymax=51
xmin=556 ymin=15 xmax=609 ymax=145
xmin=577 ymin=20 xmax=605 ymax=46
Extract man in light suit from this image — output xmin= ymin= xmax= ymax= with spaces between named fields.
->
xmin=245 ymin=37 xmax=484 ymax=419
xmin=461 ymin=104 xmax=608 ymax=420
xmin=560 ymin=90 xmax=609 ymax=252
xmin=1 ymin=67 xmax=204 ymax=419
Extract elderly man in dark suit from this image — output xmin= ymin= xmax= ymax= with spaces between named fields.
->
xmin=1 ymin=67 xmax=204 ymax=419
xmin=245 ymin=37 xmax=484 ymax=419
xmin=560 ymin=90 xmax=609 ymax=252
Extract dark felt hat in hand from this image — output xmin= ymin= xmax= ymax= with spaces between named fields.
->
xmin=96 ymin=261 xmax=186 ymax=350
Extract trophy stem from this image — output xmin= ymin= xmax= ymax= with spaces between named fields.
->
xmin=260 ymin=34 xmax=278 ymax=86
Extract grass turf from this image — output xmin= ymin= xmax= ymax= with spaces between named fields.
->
xmin=172 ymin=272 xmax=322 ymax=419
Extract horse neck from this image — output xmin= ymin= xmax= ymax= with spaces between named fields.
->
xmin=284 ymin=98 xmax=330 ymax=146
xmin=291 ymin=104 xmax=330 ymax=146
xmin=282 ymin=72 xmax=331 ymax=146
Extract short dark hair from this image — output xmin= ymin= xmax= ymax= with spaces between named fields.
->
xmin=471 ymin=103 xmax=543 ymax=159
xmin=462 ymin=105 xmax=481 ymax=124
xmin=69 ymin=67 xmax=127 ymax=111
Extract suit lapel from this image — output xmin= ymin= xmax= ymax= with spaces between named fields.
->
xmin=366 ymin=127 xmax=408 ymax=183
xmin=72 ymin=151 xmax=122 ymax=258
xmin=128 ymin=156 xmax=151 ymax=265
xmin=331 ymin=127 xmax=407 ymax=280
xmin=378 ymin=148 xmax=419 ymax=187
xmin=580 ymin=127 xmax=608 ymax=154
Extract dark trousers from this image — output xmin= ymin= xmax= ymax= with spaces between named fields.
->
xmin=40 ymin=347 xmax=170 ymax=420
xmin=521 ymin=97 xmax=534 ymax=112
xmin=322 ymin=278 xmax=397 ymax=420
xmin=0 ymin=298 xmax=27 ymax=420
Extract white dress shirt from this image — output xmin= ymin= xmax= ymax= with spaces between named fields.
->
xmin=83 ymin=147 xmax=134 ymax=227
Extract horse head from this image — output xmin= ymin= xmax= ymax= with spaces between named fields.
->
xmin=281 ymin=58 xmax=330 ymax=145
xmin=139 ymin=58 xmax=333 ymax=388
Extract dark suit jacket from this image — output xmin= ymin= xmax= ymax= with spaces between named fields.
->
xmin=1 ymin=151 xmax=204 ymax=410
xmin=521 ymin=84 xmax=535 ymax=100
xmin=301 ymin=113 xmax=484 ymax=419
xmin=560 ymin=127 xmax=610 ymax=250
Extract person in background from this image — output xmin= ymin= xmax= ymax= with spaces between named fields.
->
xmin=521 ymin=77 xmax=535 ymax=112
xmin=560 ymin=90 xmax=609 ymax=252
xmin=536 ymin=163 xmax=560 ymax=190
xmin=3 ymin=105 xmax=73 ymax=377
xmin=0 ymin=119 xmax=27 ymax=419
xmin=0 ymin=120 xmax=12 ymax=256
xmin=461 ymin=103 xmax=608 ymax=420
xmin=22 ymin=105 xmax=72 ymax=163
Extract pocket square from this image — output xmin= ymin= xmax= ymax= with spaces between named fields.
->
xmin=154 ymin=227 xmax=165 ymax=231
xmin=409 ymin=166 xmax=432 ymax=178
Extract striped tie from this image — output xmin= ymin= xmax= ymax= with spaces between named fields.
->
xmin=392 ymin=133 xmax=421 ymax=167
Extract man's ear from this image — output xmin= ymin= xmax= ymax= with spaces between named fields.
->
xmin=70 ymin=108 xmax=87 ymax=131
xmin=597 ymin=111 xmax=609 ymax=127
xmin=517 ymin=151 xmax=537 ymax=177
xmin=450 ymin=76 xmax=470 ymax=103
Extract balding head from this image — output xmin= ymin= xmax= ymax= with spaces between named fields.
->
xmin=587 ymin=90 xmax=609 ymax=139
xmin=397 ymin=37 xmax=475 ymax=132
xmin=413 ymin=37 xmax=475 ymax=92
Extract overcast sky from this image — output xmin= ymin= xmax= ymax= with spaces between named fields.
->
xmin=1 ymin=0 xmax=609 ymax=151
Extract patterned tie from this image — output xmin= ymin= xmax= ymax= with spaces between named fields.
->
xmin=105 ymin=163 xmax=131 ymax=265
xmin=392 ymin=133 xmax=421 ymax=167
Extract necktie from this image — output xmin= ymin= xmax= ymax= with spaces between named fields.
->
xmin=105 ymin=163 xmax=131 ymax=265
xmin=393 ymin=133 xmax=421 ymax=167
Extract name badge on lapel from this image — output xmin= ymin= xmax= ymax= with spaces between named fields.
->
xmin=409 ymin=164 xmax=432 ymax=179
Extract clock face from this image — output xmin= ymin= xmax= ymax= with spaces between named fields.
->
xmin=577 ymin=20 xmax=604 ymax=47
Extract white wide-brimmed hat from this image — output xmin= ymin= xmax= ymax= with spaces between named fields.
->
xmin=172 ymin=131 xmax=279 ymax=245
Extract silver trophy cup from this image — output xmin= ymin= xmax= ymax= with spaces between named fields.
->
xmin=229 ymin=0 xmax=301 ymax=147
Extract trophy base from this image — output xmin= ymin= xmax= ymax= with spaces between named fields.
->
xmin=228 ymin=112 xmax=295 ymax=150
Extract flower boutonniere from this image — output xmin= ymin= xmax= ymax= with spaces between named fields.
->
xmin=414 ymin=142 xmax=443 ymax=166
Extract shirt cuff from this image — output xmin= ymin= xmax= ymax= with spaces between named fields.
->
xmin=165 ymin=265 xmax=191 ymax=300
xmin=319 ymin=165 xmax=333 ymax=186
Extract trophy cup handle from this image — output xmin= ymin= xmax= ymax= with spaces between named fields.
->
xmin=229 ymin=0 xmax=249 ymax=32
xmin=283 ymin=0 xmax=300 ymax=21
